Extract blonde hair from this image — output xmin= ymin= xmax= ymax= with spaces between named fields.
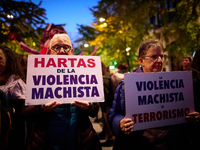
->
xmin=49 ymin=34 xmax=72 ymax=48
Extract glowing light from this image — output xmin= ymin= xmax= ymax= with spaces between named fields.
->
xmin=7 ymin=14 xmax=14 ymax=18
xmin=99 ymin=17 xmax=105 ymax=22
xmin=114 ymin=61 xmax=117 ymax=66
xmin=32 ymin=42 xmax=36 ymax=47
xmin=109 ymin=66 xmax=115 ymax=69
xmin=84 ymin=44 xmax=89 ymax=47
xmin=100 ymin=23 xmax=107 ymax=28
xmin=119 ymin=30 xmax=123 ymax=34
xmin=126 ymin=47 xmax=131 ymax=52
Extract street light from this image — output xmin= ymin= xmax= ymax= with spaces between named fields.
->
xmin=99 ymin=17 xmax=105 ymax=22
xmin=126 ymin=47 xmax=131 ymax=56
xmin=7 ymin=14 xmax=14 ymax=19
xmin=84 ymin=43 xmax=89 ymax=47
xmin=126 ymin=47 xmax=131 ymax=52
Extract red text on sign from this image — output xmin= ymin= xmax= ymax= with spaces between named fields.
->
xmin=132 ymin=107 xmax=190 ymax=124
xmin=34 ymin=58 xmax=96 ymax=68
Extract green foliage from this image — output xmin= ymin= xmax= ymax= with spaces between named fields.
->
xmin=154 ymin=0 xmax=200 ymax=58
xmin=77 ymin=24 xmax=97 ymax=41
xmin=0 ymin=0 xmax=46 ymax=54
xmin=78 ymin=0 xmax=200 ymax=69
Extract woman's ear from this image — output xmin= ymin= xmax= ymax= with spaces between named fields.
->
xmin=139 ymin=57 xmax=144 ymax=67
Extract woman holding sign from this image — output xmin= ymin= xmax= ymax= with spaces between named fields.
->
xmin=22 ymin=34 xmax=102 ymax=150
xmin=108 ymin=39 xmax=199 ymax=149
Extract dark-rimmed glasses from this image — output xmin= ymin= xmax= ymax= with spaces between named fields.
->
xmin=51 ymin=45 xmax=71 ymax=53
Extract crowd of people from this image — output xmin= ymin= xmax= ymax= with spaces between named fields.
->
xmin=0 ymin=34 xmax=200 ymax=150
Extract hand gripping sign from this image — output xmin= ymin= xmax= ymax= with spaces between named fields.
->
xmin=25 ymin=55 xmax=104 ymax=105
xmin=125 ymin=71 xmax=195 ymax=131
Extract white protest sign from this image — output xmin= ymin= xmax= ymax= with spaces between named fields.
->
xmin=25 ymin=55 xmax=104 ymax=105
xmin=125 ymin=71 xmax=194 ymax=131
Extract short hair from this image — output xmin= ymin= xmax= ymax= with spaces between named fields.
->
xmin=49 ymin=34 xmax=72 ymax=48
xmin=117 ymin=63 xmax=128 ymax=70
xmin=182 ymin=56 xmax=191 ymax=62
xmin=139 ymin=39 xmax=164 ymax=57
xmin=117 ymin=63 xmax=129 ymax=73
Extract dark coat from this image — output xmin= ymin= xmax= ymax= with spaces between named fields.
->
xmin=22 ymin=103 xmax=102 ymax=150
xmin=108 ymin=67 xmax=192 ymax=150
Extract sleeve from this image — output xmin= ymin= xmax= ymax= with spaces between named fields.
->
xmin=87 ymin=102 xmax=99 ymax=117
xmin=9 ymin=79 xmax=26 ymax=99
xmin=108 ymin=80 xmax=126 ymax=136
xmin=22 ymin=105 xmax=46 ymax=119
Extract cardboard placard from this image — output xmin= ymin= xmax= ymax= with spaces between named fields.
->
xmin=26 ymin=55 xmax=104 ymax=105
xmin=125 ymin=71 xmax=194 ymax=131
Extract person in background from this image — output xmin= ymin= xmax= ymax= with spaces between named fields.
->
xmin=0 ymin=45 xmax=26 ymax=150
xmin=111 ymin=63 xmax=129 ymax=93
xmin=191 ymin=50 xmax=200 ymax=112
xmin=22 ymin=34 xmax=102 ymax=150
xmin=99 ymin=62 xmax=114 ymax=146
xmin=180 ymin=55 xmax=192 ymax=71
xmin=189 ymin=50 xmax=200 ymax=148
xmin=108 ymin=39 xmax=199 ymax=150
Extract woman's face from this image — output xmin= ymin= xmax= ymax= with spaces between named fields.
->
xmin=0 ymin=49 xmax=6 ymax=75
xmin=48 ymin=37 xmax=73 ymax=55
xmin=139 ymin=46 xmax=164 ymax=73
xmin=182 ymin=58 xmax=191 ymax=69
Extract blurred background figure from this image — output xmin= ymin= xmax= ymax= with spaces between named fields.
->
xmin=191 ymin=50 xmax=200 ymax=113
xmin=99 ymin=62 xmax=115 ymax=146
xmin=0 ymin=45 xmax=26 ymax=150
xmin=180 ymin=55 xmax=192 ymax=71
xmin=190 ymin=50 xmax=200 ymax=148
xmin=111 ymin=63 xmax=129 ymax=93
